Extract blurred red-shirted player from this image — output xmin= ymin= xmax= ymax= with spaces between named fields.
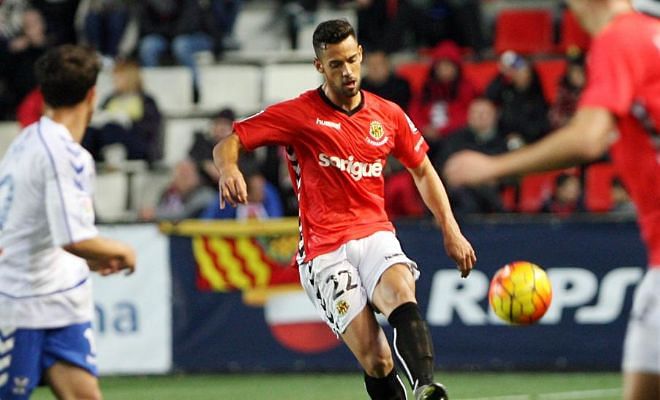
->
xmin=214 ymin=20 xmax=475 ymax=400
xmin=445 ymin=1 xmax=660 ymax=398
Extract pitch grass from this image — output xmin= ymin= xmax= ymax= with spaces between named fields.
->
xmin=32 ymin=372 xmax=621 ymax=400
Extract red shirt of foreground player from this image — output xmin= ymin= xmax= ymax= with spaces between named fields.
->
xmin=579 ymin=12 xmax=660 ymax=266
xmin=234 ymin=88 xmax=428 ymax=262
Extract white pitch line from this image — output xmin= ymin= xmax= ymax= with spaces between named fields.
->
xmin=538 ymin=388 xmax=622 ymax=400
xmin=457 ymin=388 xmax=622 ymax=400
xmin=457 ymin=395 xmax=531 ymax=400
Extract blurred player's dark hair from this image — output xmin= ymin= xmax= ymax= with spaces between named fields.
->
xmin=312 ymin=19 xmax=356 ymax=58
xmin=35 ymin=45 xmax=101 ymax=108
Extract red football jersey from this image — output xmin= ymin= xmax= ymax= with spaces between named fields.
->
xmin=579 ymin=12 xmax=660 ymax=266
xmin=234 ymin=88 xmax=428 ymax=262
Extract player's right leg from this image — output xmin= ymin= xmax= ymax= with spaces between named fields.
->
xmin=621 ymin=269 xmax=660 ymax=400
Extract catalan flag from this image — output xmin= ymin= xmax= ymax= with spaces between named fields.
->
xmin=193 ymin=234 xmax=300 ymax=292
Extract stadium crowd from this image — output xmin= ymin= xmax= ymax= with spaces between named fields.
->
xmin=0 ymin=0 xmax=635 ymax=222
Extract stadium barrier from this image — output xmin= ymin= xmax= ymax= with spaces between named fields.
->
xmin=92 ymin=224 xmax=172 ymax=375
xmin=164 ymin=217 xmax=646 ymax=372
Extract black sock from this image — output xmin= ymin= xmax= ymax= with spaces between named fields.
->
xmin=388 ymin=302 xmax=434 ymax=389
xmin=364 ymin=367 xmax=407 ymax=400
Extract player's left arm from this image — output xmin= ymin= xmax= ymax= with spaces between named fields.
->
xmin=408 ymin=156 xmax=476 ymax=277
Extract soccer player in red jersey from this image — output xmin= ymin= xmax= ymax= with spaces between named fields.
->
xmin=445 ymin=1 xmax=660 ymax=398
xmin=214 ymin=20 xmax=476 ymax=400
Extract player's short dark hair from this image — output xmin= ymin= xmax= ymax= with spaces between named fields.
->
xmin=213 ymin=107 xmax=236 ymax=122
xmin=35 ymin=45 xmax=101 ymax=108
xmin=312 ymin=19 xmax=356 ymax=58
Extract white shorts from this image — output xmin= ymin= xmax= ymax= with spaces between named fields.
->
xmin=622 ymin=268 xmax=660 ymax=373
xmin=299 ymin=230 xmax=419 ymax=335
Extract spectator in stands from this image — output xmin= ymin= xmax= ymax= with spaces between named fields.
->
xmin=444 ymin=0 xmax=487 ymax=56
xmin=436 ymin=97 xmax=508 ymax=215
xmin=357 ymin=0 xmax=446 ymax=53
xmin=384 ymin=159 xmax=425 ymax=220
xmin=0 ymin=0 xmax=29 ymax=119
xmin=84 ymin=59 xmax=163 ymax=166
xmin=275 ymin=0 xmax=351 ymax=49
xmin=139 ymin=158 xmax=217 ymax=221
xmin=77 ymin=0 xmax=130 ymax=58
xmin=200 ymin=162 xmax=283 ymax=220
xmin=541 ymin=172 xmax=585 ymax=216
xmin=137 ymin=0 xmax=221 ymax=103
xmin=0 ymin=8 xmax=49 ymax=120
xmin=0 ymin=0 xmax=29 ymax=43
xmin=211 ymin=0 xmax=242 ymax=50
xmin=16 ymin=87 xmax=45 ymax=127
xmin=408 ymin=40 xmax=478 ymax=158
xmin=188 ymin=107 xmax=236 ymax=188
xmin=549 ymin=49 xmax=586 ymax=129
xmin=31 ymin=0 xmax=80 ymax=46
xmin=361 ymin=50 xmax=411 ymax=111
xmin=486 ymin=51 xmax=551 ymax=149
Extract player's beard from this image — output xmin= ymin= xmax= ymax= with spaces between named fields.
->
xmin=339 ymin=75 xmax=360 ymax=98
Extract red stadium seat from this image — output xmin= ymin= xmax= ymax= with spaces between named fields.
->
xmin=585 ymin=163 xmax=616 ymax=212
xmin=494 ymin=9 xmax=554 ymax=55
xmin=535 ymin=58 xmax=567 ymax=103
xmin=558 ymin=9 xmax=591 ymax=52
xmin=500 ymin=184 xmax=518 ymax=212
xmin=518 ymin=171 xmax=563 ymax=213
xmin=463 ymin=61 xmax=500 ymax=94
xmin=395 ymin=62 xmax=431 ymax=99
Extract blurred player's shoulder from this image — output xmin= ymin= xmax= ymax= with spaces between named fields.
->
xmin=1 ymin=119 xmax=45 ymax=165
xmin=11 ymin=117 xmax=91 ymax=170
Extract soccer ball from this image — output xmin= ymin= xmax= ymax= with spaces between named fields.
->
xmin=488 ymin=261 xmax=552 ymax=325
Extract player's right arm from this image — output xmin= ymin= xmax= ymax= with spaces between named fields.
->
xmin=213 ymin=100 xmax=302 ymax=209
xmin=65 ymin=238 xmax=136 ymax=276
xmin=213 ymin=133 xmax=247 ymax=208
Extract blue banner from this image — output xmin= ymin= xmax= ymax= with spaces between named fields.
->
xmin=169 ymin=219 xmax=646 ymax=372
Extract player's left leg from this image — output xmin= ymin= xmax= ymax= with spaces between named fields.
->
xmin=340 ymin=305 xmax=407 ymax=400
xmin=372 ymin=264 xmax=446 ymax=399
xmin=359 ymin=231 xmax=447 ymax=400
xmin=42 ymin=322 xmax=101 ymax=400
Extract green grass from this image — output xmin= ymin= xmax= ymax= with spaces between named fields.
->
xmin=31 ymin=372 xmax=622 ymax=400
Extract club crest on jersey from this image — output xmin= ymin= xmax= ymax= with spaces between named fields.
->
xmin=336 ymin=300 xmax=350 ymax=316
xmin=366 ymin=121 xmax=389 ymax=146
